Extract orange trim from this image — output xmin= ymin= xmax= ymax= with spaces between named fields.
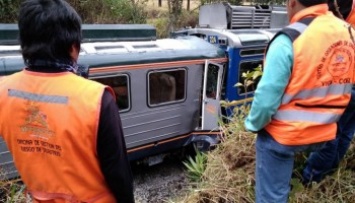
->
xmin=191 ymin=131 xmax=221 ymax=135
xmin=29 ymin=190 xmax=109 ymax=203
xmin=89 ymin=58 xmax=227 ymax=74
xmin=127 ymin=131 xmax=222 ymax=153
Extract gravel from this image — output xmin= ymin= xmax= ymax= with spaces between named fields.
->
xmin=132 ymin=156 xmax=191 ymax=203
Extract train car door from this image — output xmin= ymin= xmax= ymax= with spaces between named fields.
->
xmin=202 ymin=60 xmax=224 ymax=130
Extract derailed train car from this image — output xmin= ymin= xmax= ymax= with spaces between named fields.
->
xmin=172 ymin=3 xmax=288 ymax=116
xmin=0 ymin=24 xmax=227 ymax=179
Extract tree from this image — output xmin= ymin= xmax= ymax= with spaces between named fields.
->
xmin=167 ymin=0 xmax=184 ymax=31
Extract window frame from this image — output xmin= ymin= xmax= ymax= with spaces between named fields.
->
xmin=237 ymin=59 xmax=263 ymax=95
xmin=147 ymin=67 xmax=187 ymax=107
xmin=90 ymin=73 xmax=131 ymax=113
xmin=239 ymin=48 xmax=265 ymax=57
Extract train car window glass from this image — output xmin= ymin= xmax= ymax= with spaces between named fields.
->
xmin=238 ymin=60 xmax=262 ymax=94
xmin=240 ymin=49 xmax=265 ymax=57
xmin=92 ymin=75 xmax=130 ymax=112
xmin=206 ymin=64 xmax=219 ymax=99
xmin=191 ymin=33 xmax=206 ymax=39
xmin=95 ymin=45 xmax=125 ymax=51
xmin=148 ymin=69 xmax=186 ymax=106
xmin=133 ymin=44 xmax=158 ymax=49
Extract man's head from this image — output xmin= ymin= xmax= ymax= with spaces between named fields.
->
xmin=286 ymin=0 xmax=328 ymax=21
xmin=18 ymin=0 xmax=82 ymax=64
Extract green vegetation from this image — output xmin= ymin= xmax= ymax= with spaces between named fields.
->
xmin=183 ymin=146 xmax=208 ymax=182
xmin=0 ymin=0 xmax=147 ymax=24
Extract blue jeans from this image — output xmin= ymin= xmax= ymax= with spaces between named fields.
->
xmin=302 ymin=88 xmax=355 ymax=183
xmin=256 ymin=130 xmax=324 ymax=203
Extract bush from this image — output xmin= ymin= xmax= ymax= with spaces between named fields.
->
xmin=0 ymin=0 xmax=21 ymax=23
xmin=0 ymin=0 xmax=147 ymax=24
xmin=183 ymin=146 xmax=208 ymax=182
xmin=149 ymin=17 xmax=170 ymax=38
xmin=148 ymin=9 xmax=197 ymax=38
xmin=103 ymin=0 xmax=148 ymax=24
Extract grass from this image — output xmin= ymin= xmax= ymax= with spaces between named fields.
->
xmin=0 ymin=178 xmax=25 ymax=203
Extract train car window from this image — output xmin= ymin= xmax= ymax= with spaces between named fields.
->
xmin=192 ymin=34 xmax=206 ymax=39
xmin=92 ymin=75 xmax=130 ymax=112
xmin=95 ymin=45 xmax=125 ymax=51
xmin=148 ymin=69 xmax=186 ymax=106
xmin=240 ymin=48 xmax=265 ymax=57
xmin=206 ymin=64 xmax=219 ymax=99
xmin=133 ymin=44 xmax=158 ymax=49
xmin=238 ymin=60 xmax=262 ymax=94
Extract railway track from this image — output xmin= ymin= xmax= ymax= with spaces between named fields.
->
xmin=132 ymin=156 xmax=190 ymax=203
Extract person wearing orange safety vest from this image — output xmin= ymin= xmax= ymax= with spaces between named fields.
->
xmin=302 ymin=0 xmax=355 ymax=185
xmin=0 ymin=0 xmax=134 ymax=202
xmin=244 ymin=0 xmax=355 ymax=202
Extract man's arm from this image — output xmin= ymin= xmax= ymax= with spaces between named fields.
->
xmin=245 ymin=34 xmax=293 ymax=132
xmin=97 ymin=90 xmax=135 ymax=203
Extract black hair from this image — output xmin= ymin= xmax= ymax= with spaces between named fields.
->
xmin=328 ymin=0 xmax=352 ymax=19
xmin=18 ymin=0 xmax=82 ymax=63
xmin=298 ymin=0 xmax=328 ymax=7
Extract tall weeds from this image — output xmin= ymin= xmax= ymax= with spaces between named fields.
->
xmin=177 ymin=104 xmax=355 ymax=203
xmin=177 ymin=66 xmax=355 ymax=203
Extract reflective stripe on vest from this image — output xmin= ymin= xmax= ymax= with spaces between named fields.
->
xmin=284 ymin=20 xmax=309 ymax=36
xmin=280 ymin=17 xmax=314 ymax=42
xmin=8 ymin=89 xmax=68 ymax=104
xmin=273 ymin=110 xmax=342 ymax=124
xmin=281 ymin=83 xmax=353 ymax=104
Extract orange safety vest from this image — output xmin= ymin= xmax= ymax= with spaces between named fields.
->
xmin=264 ymin=4 xmax=355 ymax=145
xmin=0 ymin=70 xmax=117 ymax=203
xmin=346 ymin=0 xmax=355 ymax=25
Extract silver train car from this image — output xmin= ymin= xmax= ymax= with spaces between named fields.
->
xmin=0 ymin=24 xmax=227 ymax=179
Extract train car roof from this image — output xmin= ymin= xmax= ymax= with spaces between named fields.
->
xmin=0 ymin=36 xmax=226 ymax=75
xmin=172 ymin=28 xmax=280 ymax=47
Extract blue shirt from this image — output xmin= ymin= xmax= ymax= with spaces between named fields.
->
xmin=245 ymin=34 xmax=294 ymax=132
